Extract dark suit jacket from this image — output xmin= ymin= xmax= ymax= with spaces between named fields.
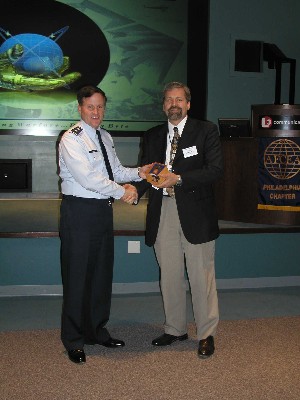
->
xmin=136 ymin=117 xmax=223 ymax=246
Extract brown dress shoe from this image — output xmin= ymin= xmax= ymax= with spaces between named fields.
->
xmin=198 ymin=336 xmax=215 ymax=358
xmin=152 ymin=333 xmax=188 ymax=346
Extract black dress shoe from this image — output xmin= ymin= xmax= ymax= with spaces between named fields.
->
xmin=85 ymin=337 xmax=125 ymax=347
xmin=101 ymin=337 xmax=125 ymax=348
xmin=152 ymin=333 xmax=188 ymax=346
xmin=68 ymin=349 xmax=86 ymax=364
xmin=198 ymin=336 xmax=215 ymax=358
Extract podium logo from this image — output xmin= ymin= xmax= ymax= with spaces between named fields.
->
xmin=264 ymin=139 xmax=300 ymax=179
xmin=261 ymin=116 xmax=272 ymax=128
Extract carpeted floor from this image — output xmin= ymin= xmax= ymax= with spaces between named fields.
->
xmin=1 ymin=316 xmax=300 ymax=400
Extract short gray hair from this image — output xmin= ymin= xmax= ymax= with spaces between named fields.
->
xmin=162 ymin=82 xmax=191 ymax=102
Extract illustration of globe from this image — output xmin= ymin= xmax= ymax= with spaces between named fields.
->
xmin=264 ymin=138 xmax=300 ymax=179
xmin=0 ymin=33 xmax=63 ymax=75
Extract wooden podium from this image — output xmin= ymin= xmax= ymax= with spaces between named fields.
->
xmin=214 ymin=104 xmax=300 ymax=226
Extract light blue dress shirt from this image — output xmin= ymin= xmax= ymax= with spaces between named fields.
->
xmin=59 ymin=120 xmax=141 ymax=199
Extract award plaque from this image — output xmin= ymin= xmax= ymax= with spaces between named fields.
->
xmin=146 ymin=163 xmax=168 ymax=185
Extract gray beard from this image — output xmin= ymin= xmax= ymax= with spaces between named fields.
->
xmin=167 ymin=108 xmax=182 ymax=121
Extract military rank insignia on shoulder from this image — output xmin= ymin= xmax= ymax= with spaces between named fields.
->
xmin=71 ymin=126 xmax=83 ymax=136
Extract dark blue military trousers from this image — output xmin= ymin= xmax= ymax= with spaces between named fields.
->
xmin=60 ymin=195 xmax=114 ymax=351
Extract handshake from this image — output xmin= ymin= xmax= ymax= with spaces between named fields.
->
xmin=121 ymin=163 xmax=152 ymax=205
xmin=121 ymin=163 xmax=179 ymax=205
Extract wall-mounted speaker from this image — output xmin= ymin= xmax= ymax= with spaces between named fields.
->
xmin=235 ymin=40 xmax=263 ymax=73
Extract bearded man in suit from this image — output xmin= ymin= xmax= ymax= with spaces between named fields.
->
xmin=135 ymin=82 xmax=223 ymax=358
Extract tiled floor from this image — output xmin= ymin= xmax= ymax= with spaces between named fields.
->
xmin=1 ymin=287 xmax=299 ymax=332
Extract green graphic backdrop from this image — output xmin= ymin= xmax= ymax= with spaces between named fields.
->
xmin=0 ymin=0 xmax=187 ymax=135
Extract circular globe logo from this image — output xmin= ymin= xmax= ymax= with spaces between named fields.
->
xmin=264 ymin=139 xmax=300 ymax=179
xmin=0 ymin=33 xmax=64 ymax=75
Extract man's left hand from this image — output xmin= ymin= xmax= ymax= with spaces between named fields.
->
xmin=138 ymin=163 xmax=155 ymax=179
xmin=152 ymin=171 xmax=178 ymax=188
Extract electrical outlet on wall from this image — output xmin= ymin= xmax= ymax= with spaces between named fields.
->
xmin=128 ymin=241 xmax=140 ymax=253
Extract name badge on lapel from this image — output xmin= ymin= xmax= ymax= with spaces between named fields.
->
xmin=183 ymin=146 xmax=198 ymax=158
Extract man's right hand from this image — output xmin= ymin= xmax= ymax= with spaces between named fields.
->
xmin=121 ymin=184 xmax=138 ymax=204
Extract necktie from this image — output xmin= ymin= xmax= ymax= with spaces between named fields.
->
xmin=169 ymin=126 xmax=180 ymax=166
xmin=96 ymin=130 xmax=115 ymax=203
xmin=166 ymin=126 xmax=180 ymax=197
xmin=96 ymin=130 xmax=114 ymax=181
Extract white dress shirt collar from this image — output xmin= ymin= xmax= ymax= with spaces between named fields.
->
xmin=168 ymin=116 xmax=187 ymax=139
